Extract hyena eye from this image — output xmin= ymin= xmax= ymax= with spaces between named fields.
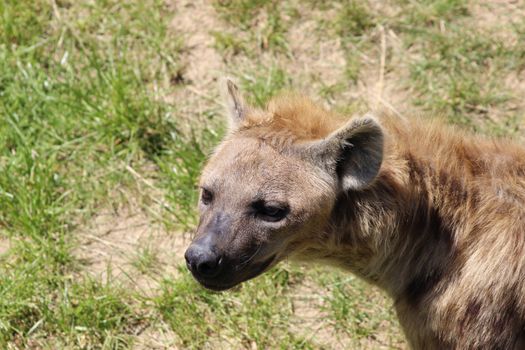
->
xmin=253 ymin=201 xmax=289 ymax=222
xmin=201 ymin=188 xmax=213 ymax=205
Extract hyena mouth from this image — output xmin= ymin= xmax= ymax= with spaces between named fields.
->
xmin=197 ymin=254 xmax=276 ymax=292
xmin=246 ymin=254 xmax=276 ymax=278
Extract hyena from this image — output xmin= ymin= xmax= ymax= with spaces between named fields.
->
xmin=185 ymin=79 xmax=525 ymax=349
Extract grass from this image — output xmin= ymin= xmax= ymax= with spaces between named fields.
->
xmin=319 ymin=272 xmax=400 ymax=346
xmin=240 ymin=67 xmax=291 ymax=107
xmin=0 ymin=0 xmax=182 ymax=347
xmin=397 ymin=0 xmax=469 ymax=27
xmin=213 ymin=0 xmax=295 ymax=54
xmin=132 ymin=246 xmax=160 ymax=275
xmin=155 ymin=266 xmax=312 ymax=349
xmin=0 ymin=0 xmax=523 ymax=348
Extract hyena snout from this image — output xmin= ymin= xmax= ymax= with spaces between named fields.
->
xmin=184 ymin=241 xmax=224 ymax=279
xmin=184 ymin=219 xmax=278 ymax=291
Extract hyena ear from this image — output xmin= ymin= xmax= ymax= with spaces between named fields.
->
xmin=221 ymin=77 xmax=249 ymax=129
xmin=301 ymin=115 xmax=384 ymax=191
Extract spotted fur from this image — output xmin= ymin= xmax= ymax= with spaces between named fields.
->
xmin=190 ymin=80 xmax=525 ymax=349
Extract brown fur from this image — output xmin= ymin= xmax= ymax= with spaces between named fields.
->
xmin=187 ymin=82 xmax=525 ymax=349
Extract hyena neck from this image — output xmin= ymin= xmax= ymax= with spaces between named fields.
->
xmin=321 ymin=150 xmax=469 ymax=299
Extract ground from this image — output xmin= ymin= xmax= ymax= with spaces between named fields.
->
xmin=0 ymin=0 xmax=524 ymax=349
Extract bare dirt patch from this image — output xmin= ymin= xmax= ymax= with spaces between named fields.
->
xmin=285 ymin=8 xmax=347 ymax=94
xmin=167 ymin=0 xmax=227 ymax=127
xmin=74 ymin=203 xmax=188 ymax=293
xmin=289 ymin=275 xmax=407 ymax=350
xmin=471 ymin=1 xmax=525 ymax=132
xmin=167 ymin=0 xmax=414 ymax=121
xmin=170 ymin=0 xmax=225 ymax=87
xmin=288 ymin=279 xmax=341 ymax=348
xmin=131 ymin=322 xmax=180 ymax=350
xmin=470 ymin=0 xmax=525 ymax=41
xmin=0 ymin=235 xmax=11 ymax=256
xmin=282 ymin=3 xmax=414 ymax=116
xmin=354 ymin=27 xmax=417 ymax=116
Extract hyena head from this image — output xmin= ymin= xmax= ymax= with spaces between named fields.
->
xmin=185 ymin=79 xmax=383 ymax=291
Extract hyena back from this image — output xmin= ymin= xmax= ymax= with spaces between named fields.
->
xmin=185 ymin=79 xmax=525 ymax=349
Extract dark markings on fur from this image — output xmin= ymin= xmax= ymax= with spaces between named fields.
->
xmin=469 ymin=187 xmax=481 ymax=211
xmin=332 ymin=193 xmax=358 ymax=230
xmin=406 ymin=154 xmax=424 ymax=178
xmin=494 ymin=296 xmax=516 ymax=333
xmin=405 ymin=268 xmax=444 ymax=305
xmin=466 ymin=299 xmax=482 ymax=319
xmin=459 ymin=299 xmax=482 ymax=335
xmin=407 ymin=198 xmax=453 ymax=250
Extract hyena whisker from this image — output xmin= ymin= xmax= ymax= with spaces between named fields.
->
xmin=237 ymin=243 xmax=263 ymax=268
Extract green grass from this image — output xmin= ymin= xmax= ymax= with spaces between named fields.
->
xmin=409 ymin=28 xmax=510 ymax=123
xmin=241 ymin=66 xmax=292 ymax=107
xmin=132 ymin=246 xmax=160 ymax=275
xmin=211 ymin=31 xmax=248 ymax=57
xmin=0 ymin=0 xmax=184 ymax=346
xmin=318 ymin=272 xmax=401 ymax=346
xmin=158 ymin=127 xmax=221 ymax=229
xmin=396 ymin=0 xmax=469 ymax=27
xmin=155 ymin=266 xmax=313 ymax=349
xmin=1 ymin=0 xmax=523 ymax=348
xmin=313 ymin=0 xmax=376 ymax=83
xmin=213 ymin=0 xmax=295 ymax=54
xmin=325 ymin=0 xmax=523 ymax=133
xmin=397 ymin=12 xmax=523 ymax=132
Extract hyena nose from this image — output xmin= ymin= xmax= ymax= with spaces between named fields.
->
xmin=185 ymin=244 xmax=224 ymax=278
